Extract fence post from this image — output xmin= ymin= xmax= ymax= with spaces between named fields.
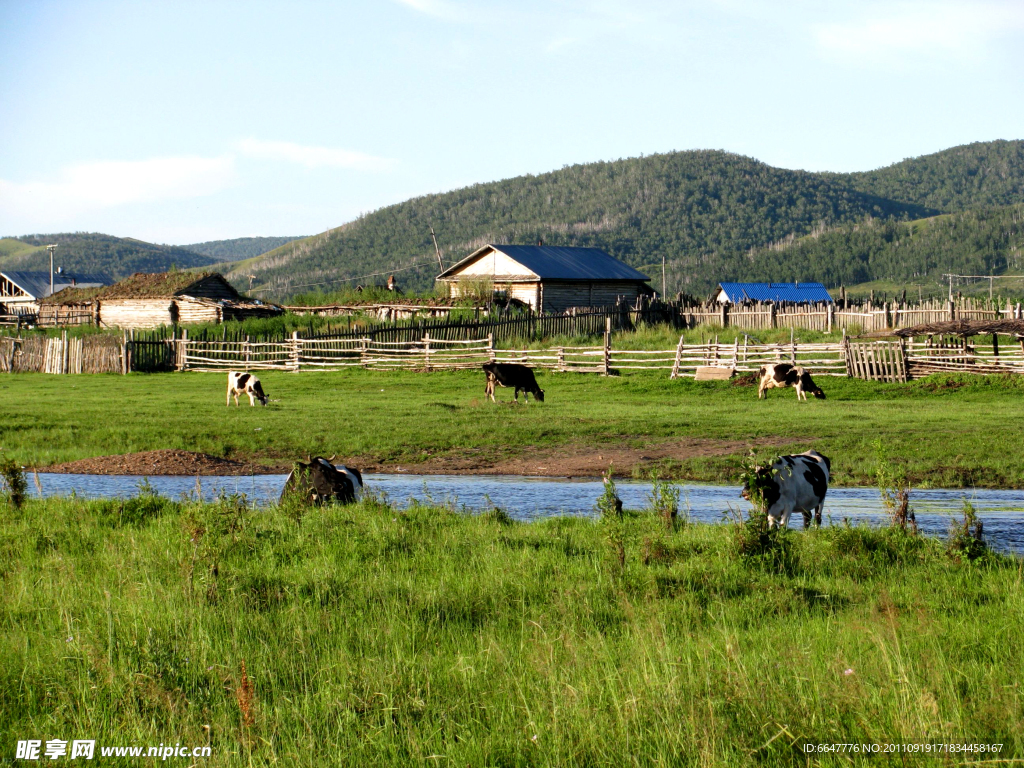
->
xmin=770 ymin=303 xmax=777 ymax=329
xmin=244 ymin=335 xmax=251 ymax=368
xmin=557 ymin=346 xmax=565 ymax=372
xmin=488 ymin=333 xmax=495 ymax=362
xmin=603 ymin=316 xmax=611 ymax=376
xmin=360 ymin=337 xmax=368 ymax=368
xmin=720 ymin=303 xmax=728 ymax=328
xmin=948 ymin=298 xmax=956 ymax=321
xmin=670 ymin=335 xmax=684 ymax=379
xmin=291 ymin=331 xmax=300 ymax=372
xmin=827 ymin=302 xmax=835 ymax=334
xmin=424 ymin=332 xmax=431 ymax=371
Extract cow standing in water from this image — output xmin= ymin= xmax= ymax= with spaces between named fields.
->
xmin=741 ymin=450 xmax=831 ymax=528
xmin=757 ymin=363 xmax=826 ymax=401
xmin=227 ymin=371 xmax=269 ymax=406
xmin=482 ymin=362 xmax=545 ymax=403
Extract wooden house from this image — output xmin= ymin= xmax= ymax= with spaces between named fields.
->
xmin=436 ymin=244 xmax=652 ymax=313
xmin=40 ymin=271 xmax=282 ymax=329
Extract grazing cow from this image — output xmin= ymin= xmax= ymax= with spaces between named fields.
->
xmin=227 ymin=371 xmax=269 ymax=406
xmin=482 ymin=362 xmax=545 ymax=403
xmin=279 ymin=455 xmax=363 ymax=505
xmin=741 ymin=450 xmax=831 ymax=528
xmin=757 ymin=363 xmax=826 ymax=401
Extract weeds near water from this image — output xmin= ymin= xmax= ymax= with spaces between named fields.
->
xmin=947 ymin=499 xmax=988 ymax=563
xmin=597 ymin=469 xmax=626 ymax=572
xmin=733 ymin=507 xmax=794 ymax=573
xmin=875 ymin=440 xmax=917 ymax=532
xmin=647 ymin=471 xmax=682 ymax=531
xmin=0 ymin=453 xmax=27 ymax=509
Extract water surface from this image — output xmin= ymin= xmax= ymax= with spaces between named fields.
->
xmin=33 ymin=472 xmax=1024 ymax=554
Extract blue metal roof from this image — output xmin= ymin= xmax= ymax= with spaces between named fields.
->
xmin=439 ymin=244 xmax=651 ymax=282
xmin=1 ymin=271 xmax=112 ymax=299
xmin=718 ymin=282 xmax=833 ymax=304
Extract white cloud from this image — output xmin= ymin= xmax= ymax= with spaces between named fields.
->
xmin=236 ymin=139 xmax=398 ymax=173
xmin=814 ymin=1 xmax=1024 ymax=61
xmin=0 ymin=155 xmax=235 ymax=225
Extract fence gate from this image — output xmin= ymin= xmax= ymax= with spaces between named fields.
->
xmin=844 ymin=339 xmax=907 ymax=382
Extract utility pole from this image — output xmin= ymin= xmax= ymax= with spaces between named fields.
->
xmin=46 ymin=244 xmax=59 ymax=296
xmin=661 ymin=255 xmax=666 ymax=299
xmin=429 ymin=226 xmax=445 ymax=273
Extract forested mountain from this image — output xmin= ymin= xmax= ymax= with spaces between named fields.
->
xmin=181 ymin=236 xmax=305 ymax=262
xmin=230 ymin=140 xmax=1024 ymax=300
xmin=1 ymin=233 xmax=216 ymax=280
xmin=726 ymin=205 xmax=1024 ymax=289
xmin=837 ymin=140 xmax=1024 ymax=212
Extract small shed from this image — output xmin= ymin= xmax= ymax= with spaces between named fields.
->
xmin=436 ymin=244 xmax=652 ymax=313
xmin=40 ymin=271 xmax=282 ymax=329
xmin=716 ymin=282 xmax=833 ymax=305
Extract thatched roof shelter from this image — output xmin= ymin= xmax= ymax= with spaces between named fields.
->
xmin=39 ymin=271 xmax=281 ymax=329
xmin=889 ymin=319 xmax=1024 ymax=338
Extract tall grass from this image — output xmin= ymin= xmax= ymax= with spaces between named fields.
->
xmin=1 ymin=493 xmax=1021 ymax=766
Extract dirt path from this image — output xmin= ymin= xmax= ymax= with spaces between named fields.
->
xmin=35 ymin=437 xmax=803 ymax=478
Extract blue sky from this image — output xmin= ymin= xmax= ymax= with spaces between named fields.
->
xmin=1 ymin=0 xmax=1022 ymax=244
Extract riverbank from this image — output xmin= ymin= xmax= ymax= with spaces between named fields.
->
xmin=2 ymin=494 xmax=1021 ymax=766
xmin=5 ymin=368 xmax=1024 ymax=487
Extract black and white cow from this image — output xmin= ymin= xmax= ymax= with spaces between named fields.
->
xmin=741 ymin=449 xmax=831 ymax=529
xmin=227 ymin=371 xmax=269 ymax=406
xmin=279 ymin=456 xmax=363 ymax=505
xmin=757 ymin=363 xmax=826 ymax=401
xmin=482 ymin=362 xmax=545 ymax=403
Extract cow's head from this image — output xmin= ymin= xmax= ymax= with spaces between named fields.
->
xmin=534 ymin=388 xmax=545 ymax=403
xmin=799 ymin=371 xmax=826 ymax=399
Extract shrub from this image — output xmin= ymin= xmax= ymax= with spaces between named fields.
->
xmin=0 ymin=455 xmax=28 ymax=510
xmin=875 ymin=440 xmax=916 ymax=532
xmin=947 ymin=499 xmax=988 ymax=563
xmin=646 ymin=471 xmax=682 ymax=531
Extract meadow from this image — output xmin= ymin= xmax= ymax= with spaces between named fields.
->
xmin=2 ymin=367 xmax=1024 ymax=487
xmin=1 ymin=491 xmax=1021 ymax=766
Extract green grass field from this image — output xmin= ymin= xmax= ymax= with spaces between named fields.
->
xmin=2 ymin=368 xmax=1024 ymax=487
xmin=1 ymin=494 xmax=1021 ymax=766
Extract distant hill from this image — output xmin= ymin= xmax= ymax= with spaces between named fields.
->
xmin=228 ymin=140 xmax=1024 ymax=300
xmin=731 ymin=204 xmax=1024 ymax=289
xmin=181 ymin=236 xmax=305 ymax=262
xmin=1 ymin=233 xmax=216 ymax=281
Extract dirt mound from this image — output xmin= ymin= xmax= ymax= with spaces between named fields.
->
xmin=39 ymin=450 xmax=283 ymax=476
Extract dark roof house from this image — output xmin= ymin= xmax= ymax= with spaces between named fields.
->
xmin=437 ymin=244 xmax=651 ymax=312
xmin=1 ymin=270 xmax=112 ymax=315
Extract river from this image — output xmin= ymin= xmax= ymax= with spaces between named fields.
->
xmin=30 ymin=471 xmax=1024 ymax=554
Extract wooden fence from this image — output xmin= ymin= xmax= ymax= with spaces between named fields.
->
xmin=0 ymin=333 xmax=124 ymax=374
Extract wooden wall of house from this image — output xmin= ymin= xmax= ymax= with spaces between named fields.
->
xmin=99 ymin=300 xmax=175 ymax=329
xmin=541 ymin=281 xmax=647 ymax=313
xmin=176 ymin=299 xmax=223 ymax=325
xmin=454 ymin=250 xmax=536 ymax=279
